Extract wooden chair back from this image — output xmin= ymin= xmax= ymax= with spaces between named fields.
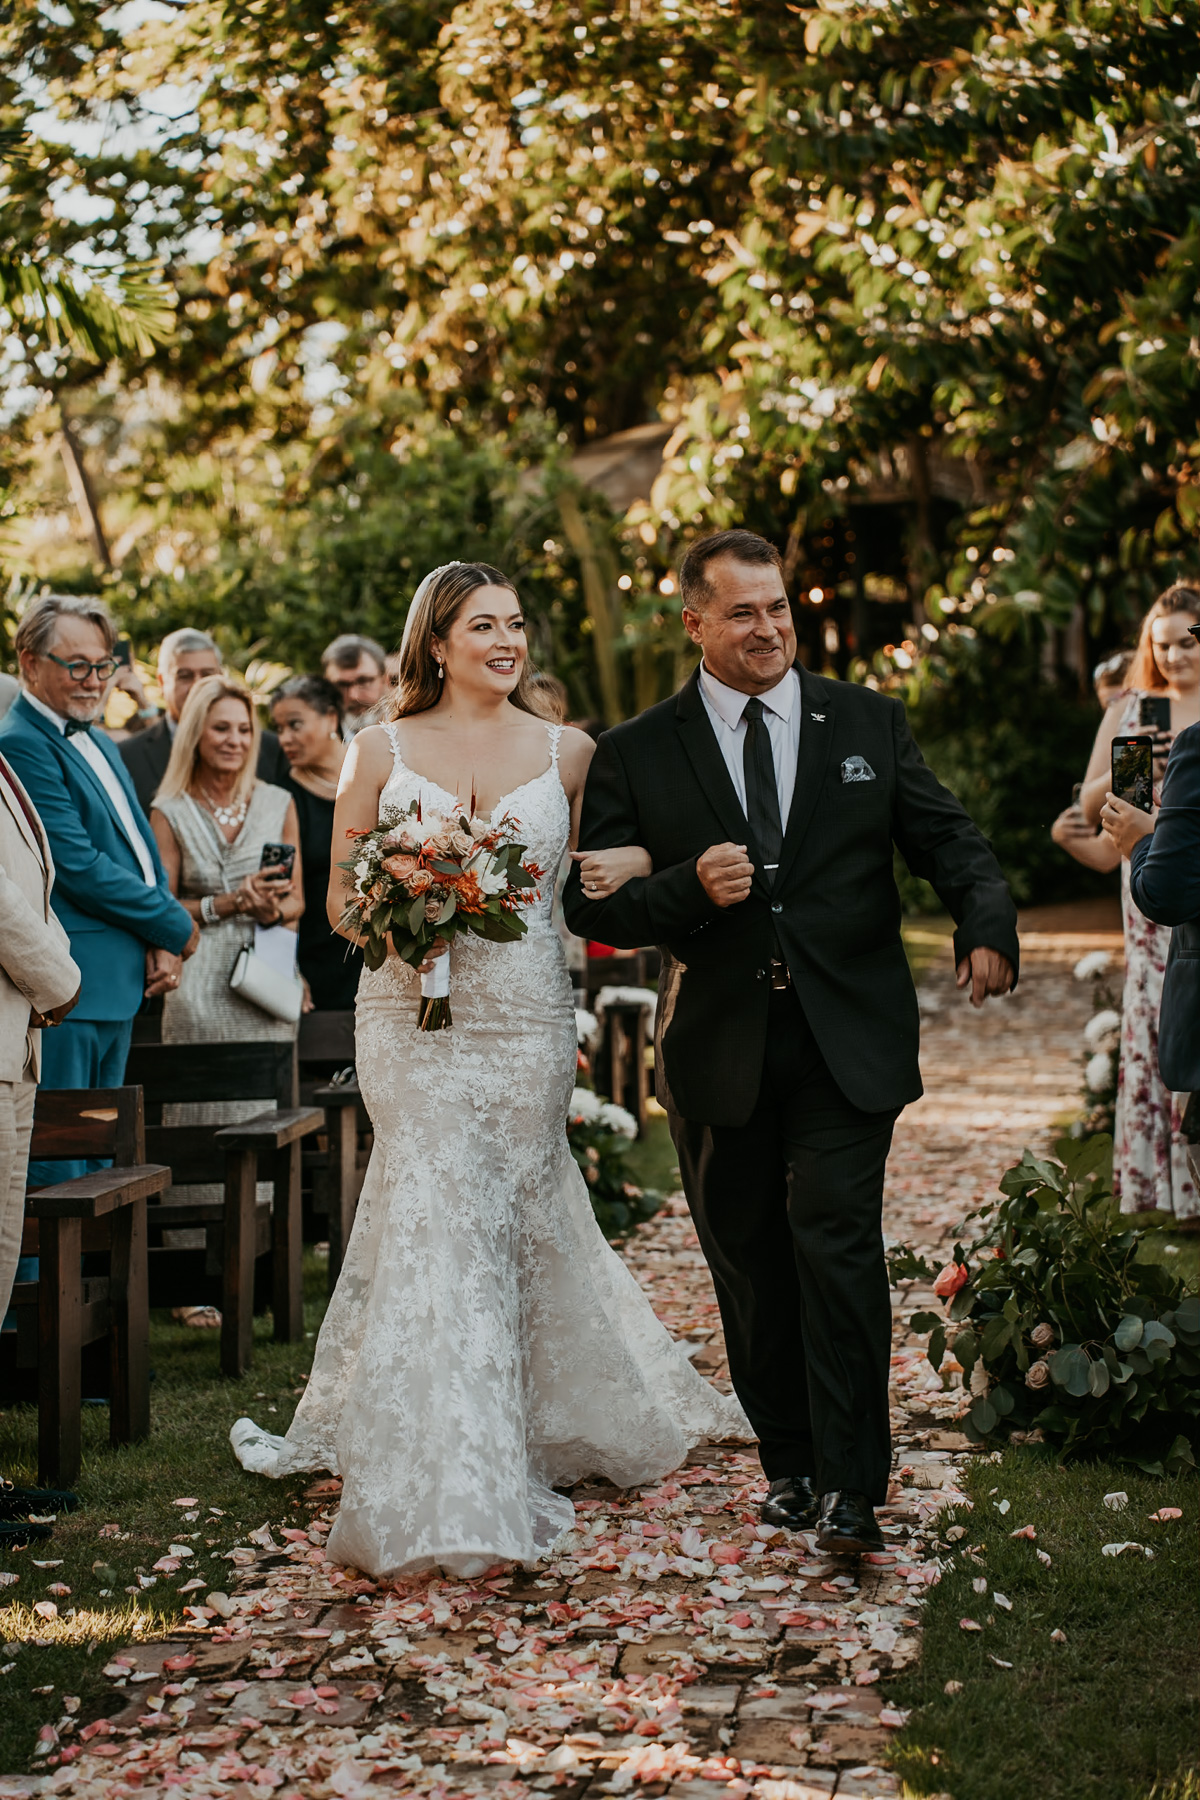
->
xmin=30 ymin=1087 xmax=145 ymax=1169
xmin=125 ymin=1041 xmax=298 ymax=1190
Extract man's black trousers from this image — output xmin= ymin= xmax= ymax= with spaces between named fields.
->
xmin=669 ymin=987 xmax=897 ymax=1503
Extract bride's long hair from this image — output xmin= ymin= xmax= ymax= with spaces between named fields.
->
xmin=387 ymin=562 xmax=559 ymax=721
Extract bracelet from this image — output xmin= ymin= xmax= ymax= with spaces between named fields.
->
xmin=200 ymin=894 xmax=220 ymax=927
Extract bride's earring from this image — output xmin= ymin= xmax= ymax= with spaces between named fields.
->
xmin=435 ymin=661 xmax=444 ymax=681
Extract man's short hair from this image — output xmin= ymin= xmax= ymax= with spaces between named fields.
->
xmin=678 ymin=530 xmax=784 ymax=612
xmin=322 ymin=633 xmax=386 ymax=673
xmin=15 ymin=593 xmax=117 ymax=660
xmin=158 ymin=627 xmax=221 ymax=670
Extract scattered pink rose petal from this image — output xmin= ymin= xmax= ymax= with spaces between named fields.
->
xmin=959 ymin=1617 xmax=983 ymax=1632
xmin=1149 ymin=1507 xmax=1183 ymax=1522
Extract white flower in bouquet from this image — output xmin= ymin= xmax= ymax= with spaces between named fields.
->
xmin=598 ymin=1101 xmax=638 ymax=1140
xmin=569 ymin=1087 xmax=603 ymax=1124
xmin=1084 ymin=1010 xmax=1122 ymax=1055
xmin=1085 ymin=1050 xmax=1114 ymax=1093
xmin=468 ymin=850 xmax=509 ymax=896
xmin=575 ymin=1009 xmax=599 ymax=1047
xmin=1074 ymin=950 xmax=1112 ymax=981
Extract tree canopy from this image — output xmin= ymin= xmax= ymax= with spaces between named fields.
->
xmin=3 ymin=0 xmax=1199 ymax=700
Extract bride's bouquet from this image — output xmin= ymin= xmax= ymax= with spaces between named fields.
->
xmin=338 ymin=799 xmax=544 ymax=1029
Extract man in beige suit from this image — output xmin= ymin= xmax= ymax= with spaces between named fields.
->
xmin=0 ymin=749 xmax=81 ymax=1292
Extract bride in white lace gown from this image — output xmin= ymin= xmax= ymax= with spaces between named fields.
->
xmin=231 ymin=563 xmax=750 ymax=1577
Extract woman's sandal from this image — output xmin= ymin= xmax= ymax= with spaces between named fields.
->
xmin=172 ymin=1305 xmax=223 ymax=1329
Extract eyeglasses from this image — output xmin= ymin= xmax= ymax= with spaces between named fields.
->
xmin=45 ymin=652 xmax=119 ymax=683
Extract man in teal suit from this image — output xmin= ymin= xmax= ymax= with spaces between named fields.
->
xmin=0 ymin=595 xmax=196 ymax=1180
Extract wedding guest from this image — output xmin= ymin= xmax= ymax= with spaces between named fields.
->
xmin=321 ymin=634 xmax=387 ymax=737
xmin=1106 ymin=705 xmax=1200 ymax=1226
xmin=1050 ymin=654 xmax=1134 ymax=873
xmin=270 ymin=675 xmax=362 ymax=1011
xmin=0 ymin=747 xmax=82 ymax=1535
xmin=1077 ymin=585 xmax=1200 ymax=1218
xmin=150 ymin=676 xmax=304 ymax=1323
xmin=0 ymin=595 xmax=195 ymax=1186
xmin=119 ymin=628 xmax=289 ymax=812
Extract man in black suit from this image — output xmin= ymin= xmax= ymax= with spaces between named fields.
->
xmin=1107 ymin=710 xmax=1200 ymax=1097
xmin=564 ymin=530 xmax=1018 ymax=1553
xmin=119 ymin=628 xmax=290 ymax=811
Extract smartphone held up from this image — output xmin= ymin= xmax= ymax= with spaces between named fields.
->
xmin=1111 ymin=735 xmax=1154 ymax=813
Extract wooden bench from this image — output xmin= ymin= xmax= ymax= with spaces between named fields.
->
xmin=13 ymin=1086 xmax=163 ymax=1486
xmin=297 ymin=1011 xmax=371 ymax=1293
xmin=124 ymin=1042 xmax=323 ymax=1378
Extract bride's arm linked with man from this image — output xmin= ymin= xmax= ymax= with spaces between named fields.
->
xmin=564 ymin=527 xmax=1018 ymax=1555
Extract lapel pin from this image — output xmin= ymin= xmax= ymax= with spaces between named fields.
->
xmin=810 ymin=712 xmax=826 ymax=722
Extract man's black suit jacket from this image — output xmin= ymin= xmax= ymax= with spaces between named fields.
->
xmin=119 ymin=716 xmax=291 ymax=813
xmin=1129 ymin=721 xmax=1200 ymax=1092
xmin=563 ymin=664 xmax=1019 ymax=1126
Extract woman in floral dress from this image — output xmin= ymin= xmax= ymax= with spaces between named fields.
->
xmin=1080 ymin=585 xmax=1200 ymax=1218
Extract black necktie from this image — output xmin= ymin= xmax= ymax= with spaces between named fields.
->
xmin=742 ymin=697 xmax=783 ymax=880
xmin=63 ymin=718 xmax=92 ymax=738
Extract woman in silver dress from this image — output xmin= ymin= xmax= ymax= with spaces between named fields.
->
xmin=150 ymin=675 xmax=305 ymax=1324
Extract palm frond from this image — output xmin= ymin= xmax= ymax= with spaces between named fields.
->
xmin=0 ymin=251 xmax=176 ymax=360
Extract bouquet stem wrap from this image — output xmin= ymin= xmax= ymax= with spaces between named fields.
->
xmin=418 ymin=953 xmax=452 ymax=1031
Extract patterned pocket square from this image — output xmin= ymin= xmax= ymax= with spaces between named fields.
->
xmin=841 ymin=755 xmax=876 ymax=783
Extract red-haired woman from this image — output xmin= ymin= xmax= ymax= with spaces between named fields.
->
xmin=1078 ymin=585 xmax=1200 ymax=1218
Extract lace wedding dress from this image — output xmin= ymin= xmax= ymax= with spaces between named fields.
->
xmin=231 ymin=722 xmax=750 ymax=1577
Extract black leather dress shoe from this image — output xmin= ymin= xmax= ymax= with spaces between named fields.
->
xmin=761 ymin=1475 xmax=819 ymax=1531
xmin=816 ymin=1489 xmax=885 ymax=1554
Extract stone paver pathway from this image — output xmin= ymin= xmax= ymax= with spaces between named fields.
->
xmin=12 ymin=925 xmax=1116 ymax=1800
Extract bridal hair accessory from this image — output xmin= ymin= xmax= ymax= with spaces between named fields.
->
xmin=399 ymin=561 xmax=467 ymax=659
xmin=338 ymin=793 xmax=545 ymax=1030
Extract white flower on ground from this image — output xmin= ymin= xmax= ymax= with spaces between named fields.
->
xmin=1074 ymin=950 xmax=1112 ymax=981
xmin=1084 ymin=1009 xmax=1122 ymax=1053
xmin=568 ymin=1087 xmax=602 ymax=1123
xmin=598 ymin=1101 xmax=638 ymax=1139
xmin=1085 ymin=1050 xmax=1114 ymax=1093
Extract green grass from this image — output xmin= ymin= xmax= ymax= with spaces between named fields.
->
xmin=0 ymin=1253 xmax=330 ymax=1774
xmin=890 ymin=1449 xmax=1199 ymax=1800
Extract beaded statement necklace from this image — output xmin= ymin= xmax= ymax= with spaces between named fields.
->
xmin=199 ymin=786 xmax=249 ymax=831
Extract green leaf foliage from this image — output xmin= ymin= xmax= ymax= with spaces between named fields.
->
xmin=900 ymin=1133 xmax=1200 ymax=1467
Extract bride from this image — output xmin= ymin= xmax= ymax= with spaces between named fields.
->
xmin=231 ymin=561 xmax=750 ymax=1577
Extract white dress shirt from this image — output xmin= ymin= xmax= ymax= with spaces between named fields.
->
xmin=698 ymin=664 xmax=802 ymax=849
xmin=24 ymin=690 xmax=158 ymax=887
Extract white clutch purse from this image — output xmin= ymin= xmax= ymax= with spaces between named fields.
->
xmin=229 ymin=926 xmax=303 ymax=1023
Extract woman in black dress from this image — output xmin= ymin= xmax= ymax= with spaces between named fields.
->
xmin=271 ymin=675 xmax=363 ymax=1011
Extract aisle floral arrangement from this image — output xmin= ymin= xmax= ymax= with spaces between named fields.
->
xmin=569 ymin=1011 xmax=663 ymax=1237
xmin=338 ymin=798 xmax=543 ymax=1028
xmin=890 ymin=1132 xmax=1198 ymax=1473
xmin=1073 ymin=949 xmax=1121 ymax=1138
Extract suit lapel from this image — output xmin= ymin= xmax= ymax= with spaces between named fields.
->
xmin=14 ymin=695 xmax=155 ymax=876
xmin=674 ymin=668 xmax=776 ymax=900
xmin=774 ymin=665 xmax=837 ymax=891
xmin=675 ymin=666 xmax=750 ymax=848
xmin=0 ymin=750 xmax=46 ymax=867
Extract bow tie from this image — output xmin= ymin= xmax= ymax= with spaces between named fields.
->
xmin=63 ymin=719 xmax=92 ymax=738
